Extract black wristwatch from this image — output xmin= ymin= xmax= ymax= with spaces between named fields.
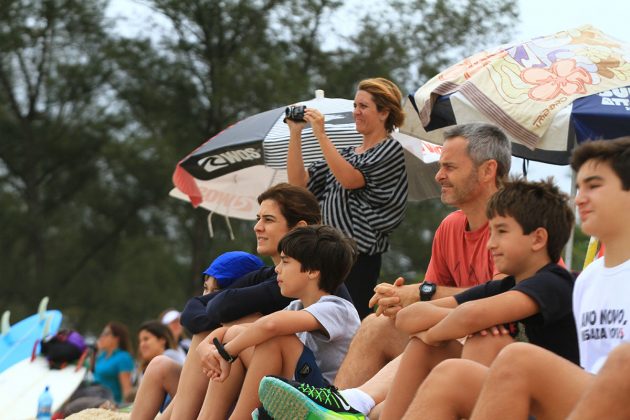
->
xmin=212 ymin=337 xmax=236 ymax=363
xmin=419 ymin=281 xmax=437 ymax=301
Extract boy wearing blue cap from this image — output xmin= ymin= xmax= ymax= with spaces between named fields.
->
xmin=202 ymin=251 xmax=265 ymax=295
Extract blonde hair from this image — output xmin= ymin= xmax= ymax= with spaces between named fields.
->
xmin=357 ymin=78 xmax=405 ymax=132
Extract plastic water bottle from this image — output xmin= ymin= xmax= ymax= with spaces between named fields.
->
xmin=36 ymin=385 xmax=53 ymax=420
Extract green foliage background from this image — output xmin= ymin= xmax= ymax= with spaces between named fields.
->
xmin=0 ymin=0 xmax=588 ymax=340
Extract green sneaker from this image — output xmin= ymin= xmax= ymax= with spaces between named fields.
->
xmin=258 ymin=376 xmax=366 ymax=420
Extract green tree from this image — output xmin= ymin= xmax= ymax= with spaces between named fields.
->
xmin=0 ymin=0 xmax=189 ymax=332
xmin=0 ymin=0 xmax=519 ymax=334
xmin=0 ymin=0 xmax=119 ymax=315
xmin=112 ymin=0 xmax=519 ymax=291
xmin=315 ymin=0 xmax=518 ymax=97
xmin=571 ymin=226 xmax=591 ymax=271
xmin=108 ymin=0 xmax=350 ymax=296
xmin=384 ymin=198 xmax=452 ymax=282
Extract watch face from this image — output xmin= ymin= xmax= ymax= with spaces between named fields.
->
xmin=421 ymin=284 xmax=433 ymax=293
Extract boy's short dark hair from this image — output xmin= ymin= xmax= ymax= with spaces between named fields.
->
xmin=258 ymin=183 xmax=322 ymax=228
xmin=570 ymin=137 xmax=630 ymax=190
xmin=486 ymin=178 xmax=574 ymax=262
xmin=278 ymin=225 xmax=357 ymax=293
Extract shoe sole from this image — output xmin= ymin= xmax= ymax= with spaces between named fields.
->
xmin=259 ymin=377 xmax=363 ymax=420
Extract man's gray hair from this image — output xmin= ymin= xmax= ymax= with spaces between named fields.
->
xmin=444 ymin=123 xmax=512 ymax=185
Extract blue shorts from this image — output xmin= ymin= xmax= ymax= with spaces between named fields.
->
xmin=294 ymin=345 xmax=329 ymax=388
xmin=504 ymin=322 xmax=520 ymax=338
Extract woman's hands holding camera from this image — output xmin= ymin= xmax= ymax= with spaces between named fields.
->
xmin=303 ymin=108 xmax=326 ymax=139
xmin=286 ymin=116 xmax=307 ymax=134
xmin=286 ymin=106 xmax=326 ymax=140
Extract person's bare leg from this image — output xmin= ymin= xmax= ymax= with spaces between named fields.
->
xmin=403 ymin=358 xmax=487 ymax=419
xmin=379 ymin=337 xmax=462 ymax=420
xmin=171 ymin=331 xmax=211 ymax=419
xmin=567 ymin=343 xmax=630 ymax=420
xmin=372 ymin=334 xmax=511 ymax=420
xmin=230 ymin=335 xmax=303 ymax=419
xmin=157 ymin=395 xmax=175 ymax=419
xmin=461 ymin=332 xmax=514 ymax=366
xmin=195 ymin=324 xmax=253 ymax=419
xmin=334 ymin=314 xmax=408 ymax=388
xmin=167 ymin=317 xmax=259 ymax=418
xmin=197 ymin=356 xmax=247 ymax=420
xmin=369 ymin=404 xmax=384 ymax=420
xmin=471 ymin=343 xmax=593 ymax=420
xmin=356 ymin=355 xmax=401 ymax=405
xmin=130 ymin=355 xmax=182 ymax=420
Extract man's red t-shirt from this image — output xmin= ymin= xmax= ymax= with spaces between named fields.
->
xmin=425 ymin=210 xmax=498 ymax=287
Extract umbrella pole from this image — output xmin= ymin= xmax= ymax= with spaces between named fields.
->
xmin=564 ymin=171 xmax=577 ymax=271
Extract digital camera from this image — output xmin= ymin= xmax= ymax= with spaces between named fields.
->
xmin=284 ymin=105 xmax=306 ymax=122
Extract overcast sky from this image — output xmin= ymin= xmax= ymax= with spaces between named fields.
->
xmin=518 ymin=0 xmax=630 ymax=41
xmin=108 ymin=1 xmax=630 ymax=53
xmin=106 ymin=0 xmax=630 ymax=191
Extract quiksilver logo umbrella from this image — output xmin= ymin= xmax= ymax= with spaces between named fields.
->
xmin=197 ymin=147 xmax=262 ymax=173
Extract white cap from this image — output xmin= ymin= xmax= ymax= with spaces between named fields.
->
xmin=161 ymin=310 xmax=181 ymax=325
xmin=315 ymin=89 xmax=324 ymax=99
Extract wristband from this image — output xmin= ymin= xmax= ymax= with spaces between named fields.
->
xmin=212 ymin=337 xmax=236 ymax=363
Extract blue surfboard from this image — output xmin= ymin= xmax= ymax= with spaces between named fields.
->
xmin=0 ymin=297 xmax=63 ymax=373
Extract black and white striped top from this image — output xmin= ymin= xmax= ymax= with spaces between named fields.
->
xmin=307 ymin=137 xmax=408 ymax=255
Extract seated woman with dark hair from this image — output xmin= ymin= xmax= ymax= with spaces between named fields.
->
xmin=130 ymin=183 xmax=353 ymax=420
xmin=137 ymin=321 xmax=185 ymax=376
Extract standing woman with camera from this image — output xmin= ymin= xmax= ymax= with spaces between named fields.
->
xmin=286 ymin=77 xmax=408 ymax=318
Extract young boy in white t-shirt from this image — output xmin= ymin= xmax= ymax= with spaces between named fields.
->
xmin=194 ymin=225 xmax=360 ymax=419
xmin=466 ymin=137 xmax=630 ymax=419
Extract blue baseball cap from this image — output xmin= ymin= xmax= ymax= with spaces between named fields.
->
xmin=203 ymin=251 xmax=265 ymax=288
